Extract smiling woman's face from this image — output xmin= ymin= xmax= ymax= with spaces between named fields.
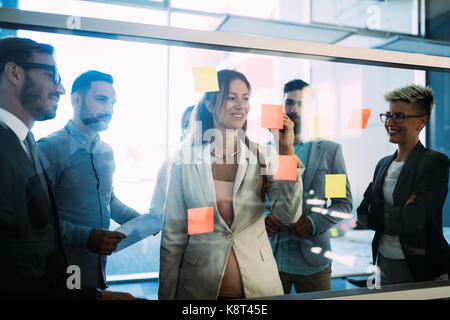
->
xmin=212 ymin=79 xmax=250 ymax=131
xmin=385 ymin=100 xmax=427 ymax=145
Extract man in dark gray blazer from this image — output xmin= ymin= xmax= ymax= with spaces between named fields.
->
xmin=265 ymin=79 xmax=353 ymax=294
xmin=0 ymin=37 xmax=135 ymax=299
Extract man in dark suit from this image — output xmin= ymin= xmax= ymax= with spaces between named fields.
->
xmin=0 ymin=37 xmax=135 ymax=299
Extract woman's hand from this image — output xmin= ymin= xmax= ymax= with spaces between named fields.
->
xmin=404 ymin=193 xmax=416 ymax=206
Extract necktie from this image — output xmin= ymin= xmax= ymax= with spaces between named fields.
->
xmin=24 ymin=131 xmax=50 ymax=203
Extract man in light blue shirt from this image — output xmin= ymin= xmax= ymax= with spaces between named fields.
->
xmin=37 ymin=70 xmax=162 ymax=290
xmin=265 ymin=79 xmax=353 ymax=293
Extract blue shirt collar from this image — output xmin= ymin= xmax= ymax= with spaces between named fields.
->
xmin=65 ymin=120 xmax=99 ymax=147
xmin=294 ymin=140 xmax=310 ymax=147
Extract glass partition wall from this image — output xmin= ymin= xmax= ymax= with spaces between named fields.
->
xmin=1 ymin=6 xmax=449 ymax=300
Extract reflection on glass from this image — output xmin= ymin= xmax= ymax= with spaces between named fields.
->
xmin=170 ymin=12 xmax=221 ymax=31
xmin=311 ymin=0 xmax=419 ymax=35
xmin=171 ymin=0 xmax=282 ymax=20
xmin=2 ymin=17 xmax=447 ymax=299
xmin=19 ymin=0 xmax=167 ymax=25
xmin=18 ymin=29 xmax=168 ymax=214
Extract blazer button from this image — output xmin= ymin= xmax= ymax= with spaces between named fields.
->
xmin=227 ymin=234 xmax=233 ymax=241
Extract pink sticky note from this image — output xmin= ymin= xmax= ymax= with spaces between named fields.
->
xmin=340 ymin=224 xmax=348 ymax=231
xmin=261 ymin=104 xmax=284 ymax=129
xmin=350 ymin=219 xmax=357 ymax=228
xmin=187 ymin=207 xmax=214 ymax=235
xmin=274 ymin=155 xmax=298 ymax=181
xmin=347 ymin=108 xmax=371 ymax=129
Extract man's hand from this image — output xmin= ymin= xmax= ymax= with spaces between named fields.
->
xmin=287 ymin=216 xmax=313 ymax=238
xmin=265 ymin=214 xmax=285 ymax=237
xmin=87 ymin=229 xmax=126 ymax=255
xmin=271 ymin=114 xmax=295 ymax=155
xmin=101 ymin=290 xmax=145 ymax=300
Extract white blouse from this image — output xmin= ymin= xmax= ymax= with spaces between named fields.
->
xmin=378 ymin=160 xmax=406 ymax=260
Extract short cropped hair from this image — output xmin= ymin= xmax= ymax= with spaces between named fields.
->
xmin=384 ymin=84 xmax=435 ymax=117
xmin=0 ymin=37 xmax=54 ymax=76
xmin=71 ymin=70 xmax=114 ymax=95
xmin=283 ymin=79 xmax=309 ymax=95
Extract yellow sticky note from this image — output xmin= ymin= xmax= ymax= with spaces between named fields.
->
xmin=314 ymin=114 xmax=330 ymax=138
xmin=330 ymin=227 xmax=339 ymax=237
xmin=325 ymin=174 xmax=346 ymax=198
xmin=192 ymin=66 xmax=219 ymax=92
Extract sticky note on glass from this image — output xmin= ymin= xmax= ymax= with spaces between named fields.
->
xmin=325 ymin=174 xmax=346 ymax=198
xmin=187 ymin=207 xmax=214 ymax=235
xmin=330 ymin=227 xmax=339 ymax=237
xmin=314 ymin=114 xmax=330 ymax=138
xmin=274 ymin=155 xmax=298 ymax=181
xmin=340 ymin=223 xmax=348 ymax=231
xmin=192 ymin=67 xmax=219 ymax=92
xmin=261 ymin=104 xmax=284 ymax=129
xmin=350 ymin=219 xmax=357 ymax=228
xmin=347 ymin=108 xmax=371 ymax=129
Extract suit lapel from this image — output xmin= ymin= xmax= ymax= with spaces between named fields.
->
xmin=0 ymin=126 xmax=59 ymax=231
xmin=0 ymin=124 xmax=34 ymax=167
xmin=233 ymin=138 xmax=249 ymax=197
xmin=373 ymin=153 xmax=395 ymax=197
xmin=194 ymin=143 xmax=215 ymax=204
xmin=303 ymin=140 xmax=321 ymax=192
xmin=194 ymin=143 xmax=231 ymax=231
xmin=392 ymin=141 xmax=425 ymax=204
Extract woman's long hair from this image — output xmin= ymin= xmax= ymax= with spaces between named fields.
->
xmin=191 ymin=69 xmax=251 ymax=145
xmin=189 ymin=69 xmax=268 ymax=199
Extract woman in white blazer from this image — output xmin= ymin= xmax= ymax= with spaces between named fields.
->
xmin=158 ymin=70 xmax=304 ymax=300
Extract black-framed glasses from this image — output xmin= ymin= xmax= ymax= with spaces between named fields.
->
xmin=16 ymin=62 xmax=61 ymax=85
xmin=379 ymin=112 xmax=424 ymax=123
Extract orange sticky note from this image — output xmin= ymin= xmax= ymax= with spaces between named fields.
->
xmin=347 ymin=108 xmax=371 ymax=129
xmin=187 ymin=207 xmax=214 ymax=235
xmin=261 ymin=104 xmax=284 ymax=129
xmin=325 ymin=174 xmax=346 ymax=198
xmin=340 ymin=223 xmax=348 ymax=231
xmin=350 ymin=219 xmax=357 ymax=228
xmin=192 ymin=67 xmax=219 ymax=92
xmin=274 ymin=155 xmax=298 ymax=181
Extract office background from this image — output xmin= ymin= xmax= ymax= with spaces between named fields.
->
xmin=1 ymin=0 xmax=449 ymax=299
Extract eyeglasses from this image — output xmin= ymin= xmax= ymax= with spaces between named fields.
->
xmin=16 ymin=62 xmax=61 ymax=86
xmin=379 ymin=112 xmax=424 ymax=123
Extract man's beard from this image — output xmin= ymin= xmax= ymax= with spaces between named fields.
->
xmin=20 ymin=74 xmax=57 ymax=121
xmin=287 ymin=112 xmax=301 ymax=136
xmin=80 ymin=99 xmax=111 ymax=132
